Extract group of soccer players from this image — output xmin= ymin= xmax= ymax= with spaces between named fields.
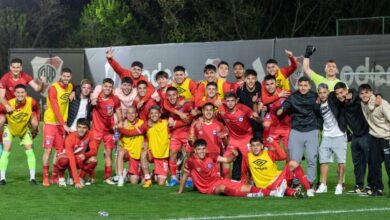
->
xmin=0 ymin=45 xmax=389 ymax=199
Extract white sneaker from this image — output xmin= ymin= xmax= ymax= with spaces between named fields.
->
xmin=335 ymin=184 xmax=343 ymax=195
xmin=307 ymin=189 xmax=315 ymax=197
xmin=67 ymin=177 xmax=74 ymax=186
xmin=247 ymin=192 xmax=264 ymax=198
xmin=122 ymin=168 xmax=128 ymax=182
xmin=58 ymin=178 xmax=66 ymax=187
xmin=117 ymin=176 xmax=124 ymax=187
xmin=316 ymin=183 xmax=327 ymax=193
xmin=104 ymin=178 xmax=116 ymax=185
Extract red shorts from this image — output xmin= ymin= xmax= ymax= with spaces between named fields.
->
xmin=94 ymin=132 xmax=115 ymax=150
xmin=129 ymin=157 xmax=141 ymax=176
xmin=266 ymin=166 xmax=294 ymax=191
xmin=268 ymin=127 xmax=290 ymax=149
xmin=170 ymin=136 xmax=192 ymax=153
xmin=229 ymin=135 xmax=252 ymax=155
xmin=212 ymin=178 xmax=245 ymax=195
xmin=152 ymin=158 xmax=168 ymax=177
xmin=43 ymin=124 xmax=65 ymax=150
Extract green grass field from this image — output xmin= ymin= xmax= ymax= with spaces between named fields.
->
xmin=0 ymin=129 xmax=389 ymax=220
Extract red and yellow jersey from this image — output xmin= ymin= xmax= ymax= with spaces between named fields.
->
xmin=248 ymin=150 xmax=281 ymax=189
xmin=172 ymin=78 xmax=196 ymax=101
xmin=6 ymin=96 xmax=34 ymax=136
xmin=119 ymin=119 xmax=145 ymax=159
xmin=44 ymin=82 xmax=73 ymax=124
xmin=147 ymin=119 xmax=170 ymax=159
xmin=275 ymin=69 xmax=290 ymax=91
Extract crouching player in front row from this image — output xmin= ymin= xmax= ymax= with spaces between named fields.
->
xmin=242 ymin=138 xmax=315 ymax=197
xmin=56 ymin=118 xmax=98 ymax=188
xmin=0 ymin=84 xmax=39 ymax=185
xmin=178 ymin=139 xmax=287 ymax=198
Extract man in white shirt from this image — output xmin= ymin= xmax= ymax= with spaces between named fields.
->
xmin=316 ymin=83 xmax=347 ymax=195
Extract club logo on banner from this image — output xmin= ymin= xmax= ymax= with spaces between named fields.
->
xmin=31 ymin=56 xmax=64 ymax=96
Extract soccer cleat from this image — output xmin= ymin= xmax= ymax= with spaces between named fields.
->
xmin=316 ymin=183 xmax=327 ymax=193
xmin=43 ymin=177 xmax=50 ymax=187
xmin=306 ymin=189 xmax=315 ymax=197
xmin=104 ymin=178 xmax=116 ymax=185
xmin=67 ymin=177 xmax=74 ymax=186
xmin=0 ymin=179 xmax=6 ymax=186
xmin=30 ymin=179 xmax=37 ymax=186
xmin=291 ymin=178 xmax=301 ymax=190
xmin=85 ymin=178 xmax=94 ymax=186
xmin=117 ymin=177 xmax=124 ymax=187
xmin=294 ymin=189 xmax=307 ymax=199
xmin=335 ymin=184 xmax=343 ymax=195
xmin=143 ymin=179 xmax=152 ymax=188
xmin=185 ymin=179 xmax=193 ymax=188
xmin=58 ymin=178 xmax=67 ymax=187
xmin=169 ymin=178 xmax=179 ymax=187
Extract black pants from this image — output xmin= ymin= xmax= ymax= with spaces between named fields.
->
xmin=368 ymin=136 xmax=390 ymax=190
xmin=351 ymin=133 xmax=370 ymax=188
xmin=231 ymin=151 xmax=242 ymax=181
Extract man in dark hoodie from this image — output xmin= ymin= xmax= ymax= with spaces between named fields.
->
xmin=67 ymin=79 xmax=93 ymax=131
xmin=277 ymin=76 xmax=320 ymax=190
xmin=334 ymin=82 xmax=371 ymax=194
xmin=234 ymin=69 xmax=262 ymax=181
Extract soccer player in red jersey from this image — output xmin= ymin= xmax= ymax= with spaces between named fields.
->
xmin=163 ymin=87 xmax=194 ymax=186
xmin=163 ymin=66 xmax=197 ymax=118
xmin=262 ymin=75 xmax=291 ymax=161
xmin=133 ymin=80 xmax=157 ymax=121
xmin=261 ymin=50 xmax=296 ymax=105
xmin=55 ymin=118 xmax=98 ymax=188
xmin=155 ymin=71 xmax=170 ymax=106
xmin=189 ymin=103 xmax=229 ymax=176
xmin=194 ymin=64 xmax=231 ymax=106
xmin=42 ymin=68 xmax=73 ymax=186
xmin=195 ymin=82 xmax=223 ymax=108
xmin=230 ymin=62 xmax=245 ymax=92
xmin=91 ymin=78 xmax=121 ymax=184
xmin=0 ymin=58 xmax=46 ymax=146
xmin=105 ymin=47 xmax=155 ymax=104
xmin=217 ymin=92 xmax=261 ymax=181
xmin=178 ymin=139 xmax=286 ymax=198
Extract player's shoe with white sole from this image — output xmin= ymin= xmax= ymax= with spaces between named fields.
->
xmin=335 ymin=184 xmax=343 ymax=195
xmin=307 ymin=189 xmax=315 ymax=197
xmin=58 ymin=178 xmax=66 ymax=187
xmin=316 ymin=183 xmax=327 ymax=193
xmin=104 ymin=178 xmax=116 ymax=185
xmin=117 ymin=176 xmax=124 ymax=187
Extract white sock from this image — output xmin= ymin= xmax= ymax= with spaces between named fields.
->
xmin=30 ymin=169 xmax=35 ymax=180
xmin=144 ymin=174 xmax=151 ymax=180
xmin=0 ymin=170 xmax=5 ymax=180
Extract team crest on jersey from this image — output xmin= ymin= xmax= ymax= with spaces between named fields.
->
xmin=45 ymin=139 xmax=51 ymax=145
xmin=212 ymin=129 xmax=217 ymax=135
xmin=106 ymin=106 xmax=113 ymax=110
xmin=238 ymin=117 xmax=244 ymax=122
xmin=265 ymin=114 xmax=270 ymax=119
xmin=83 ymin=140 xmax=89 ymax=145
xmin=207 ymin=163 xmax=213 ymax=169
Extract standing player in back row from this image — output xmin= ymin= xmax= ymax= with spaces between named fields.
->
xmin=0 ymin=84 xmax=39 ymax=185
xmin=42 ymin=68 xmax=73 ymax=186
xmin=302 ymin=45 xmax=342 ymax=90
xmin=0 ymin=58 xmax=46 ymax=150
xmin=105 ymin=47 xmax=155 ymax=104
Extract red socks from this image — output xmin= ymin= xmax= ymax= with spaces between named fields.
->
xmin=104 ymin=166 xmax=112 ymax=180
xmin=223 ymin=187 xmax=247 ymax=197
xmin=294 ymin=165 xmax=311 ymax=190
xmin=43 ymin=165 xmax=49 ymax=179
xmin=169 ymin=159 xmax=177 ymax=179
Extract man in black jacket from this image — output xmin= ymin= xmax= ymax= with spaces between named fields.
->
xmin=277 ymin=76 xmax=320 ymax=192
xmin=67 ymin=79 xmax=93 ymax=131
xmin=334 ymin=82 xmax=371 ymax=194
xmin=234 ymin=69 xmax=262 ymax=181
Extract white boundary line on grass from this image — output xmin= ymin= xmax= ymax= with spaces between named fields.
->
xmin=162 ymin=207 xmax=390 ymax=220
